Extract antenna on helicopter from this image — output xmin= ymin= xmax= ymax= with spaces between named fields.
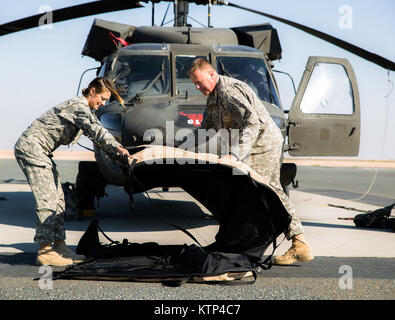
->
xmin=208 ymin=0 xmax=212 ymax=28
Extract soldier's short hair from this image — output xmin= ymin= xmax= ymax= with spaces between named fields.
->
xmin=188 ymin=58 xmax=214 ymax=76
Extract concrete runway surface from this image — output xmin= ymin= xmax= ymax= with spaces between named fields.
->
xmin=0 ymin=158 xmax=394 ymax=302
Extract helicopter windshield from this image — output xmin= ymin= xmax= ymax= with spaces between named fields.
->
xmin=216 ymin=56 xmax=280 ymax=106
xmin=176 ymin=55 xmax=207 ymax=96
xmin=111 ymin=55 xmax=170 ymax=101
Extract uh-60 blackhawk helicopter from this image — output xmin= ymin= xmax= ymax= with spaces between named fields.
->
xmin=2 ymin=0 xmax=394 ymax=219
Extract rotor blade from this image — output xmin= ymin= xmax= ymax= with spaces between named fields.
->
xmin=0 ymin=0 xmax=143 ymax=37
xmin=227 ymin=2 xmax=395 ymax=71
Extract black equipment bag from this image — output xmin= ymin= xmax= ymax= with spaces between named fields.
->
xmin=354 ymin=203 xmax=395 ymax=231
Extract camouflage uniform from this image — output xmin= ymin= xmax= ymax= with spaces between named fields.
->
xmin=201 ymin=75 xmax=303 ymax=239
xmin=14 ymin=95 xmax=122 ymax=244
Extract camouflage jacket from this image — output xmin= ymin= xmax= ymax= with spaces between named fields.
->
xmin=14 ymin=95 xmax=121 ymax=166
xmin=201 ymin=75 xmax=283 ymax=161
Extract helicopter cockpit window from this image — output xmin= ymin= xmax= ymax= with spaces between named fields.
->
xmin=216 ymin=56 xmax=280 ymax=106
xmin=110 ymin=55 xmax=170 ymax=101
xmin=176 ymin=55 xmax=207 ymax=96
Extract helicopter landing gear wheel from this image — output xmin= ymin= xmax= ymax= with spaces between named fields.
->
xmin=76 ymin=161 xmax=107 ymax=217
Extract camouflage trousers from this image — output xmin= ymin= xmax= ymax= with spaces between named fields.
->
xmin=15 ymin=153 xmax=66 ymax=244
xmin=248 ymin=145 xmax=304 ymax=240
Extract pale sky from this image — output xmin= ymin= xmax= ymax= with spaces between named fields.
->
xmin=0 ymin=0 xmax=394 ymax=159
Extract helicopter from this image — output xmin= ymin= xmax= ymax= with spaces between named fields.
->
xmin=2 ymin=0 xmax=394 ymax=216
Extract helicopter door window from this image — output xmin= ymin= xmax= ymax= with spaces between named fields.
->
xmin=176 ymin=55 xmax=207 ymax=96
xmin=216 ymin=56 xmax=280 ymax=106
xmin=110 ymin=55 xmax=170 ymax=101
xmin=299 ymin=63 xmax=354 ymax=115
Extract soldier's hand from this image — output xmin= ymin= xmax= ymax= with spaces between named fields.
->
xmin=116 ymin=146 xmax=130 ymax=158
xmin=116 ymin=147 xmax=132 ymax=164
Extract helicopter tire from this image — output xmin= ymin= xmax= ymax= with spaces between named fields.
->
xmin=282 ymin=184 xmax=290 ymax=197
xmin=76 ymin=161 xmax=107 ymax=216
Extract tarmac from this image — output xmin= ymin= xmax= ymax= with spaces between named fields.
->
xmin=0 ymin=184 xmax=394 ymax=258
xmin=0 ymin=152 xmax=394 ymax=301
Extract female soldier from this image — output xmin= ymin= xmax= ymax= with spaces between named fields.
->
xmin=14 ymin=77 xmax=130 ymax=266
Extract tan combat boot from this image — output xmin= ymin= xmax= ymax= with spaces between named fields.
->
xmin=273 ymin=234 xmax=314 ymax=265
xmin=36 ymin=243 xmax=73 ymax=266
xmin=53 ymin=240 xmax=85 ymax=263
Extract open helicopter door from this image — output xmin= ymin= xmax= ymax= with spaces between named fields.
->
xmin=287 ymin=56 xmax=360 ymax=156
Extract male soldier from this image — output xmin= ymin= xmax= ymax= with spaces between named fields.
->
xmin=188 ymin=58 xmax=313 ymax=265
xmin=14 ymin=77 xmax=130 ymax=266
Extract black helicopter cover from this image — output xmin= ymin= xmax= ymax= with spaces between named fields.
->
xmin=232 ymin=24 xmax=282 ymax=60
xmin=123 ymin=146 xmax=292 ymax=258
xmin=81 ymin=19 xmax=135 ymax=62
xmin=54 ymin=146 xmax=291 ymax=284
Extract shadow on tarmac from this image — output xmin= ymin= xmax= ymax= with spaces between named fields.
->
xmin=0 ymin=190 xmax=218 ymax=232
